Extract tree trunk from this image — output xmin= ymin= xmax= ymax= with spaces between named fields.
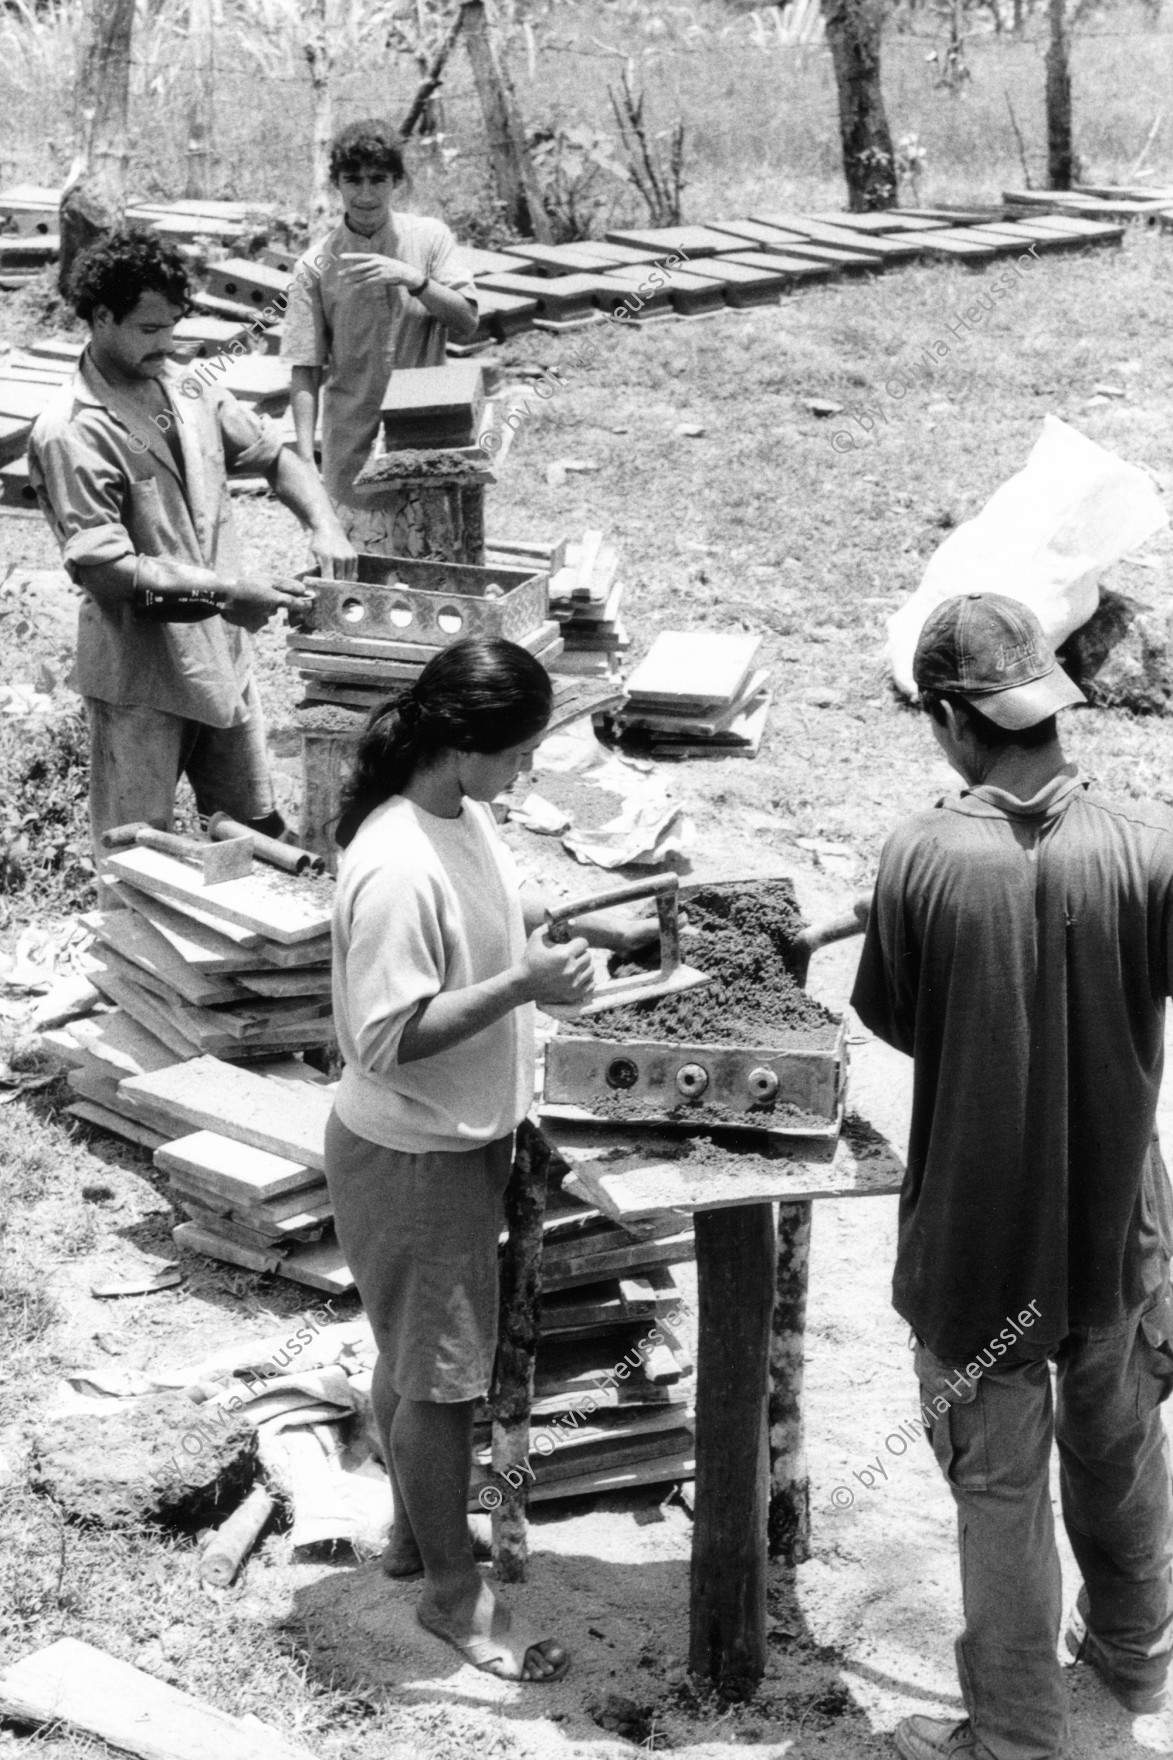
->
xmin=399 ymin=5 xmax=464 ymax=141
xmin=59 ymin=0 xmax=135 ymax=292
xmin=819 ymin=0 xmax=897 ymax=211
xmin=1045 ymin=0 xmax=1074 ymax=188
xmin=460 ymin=0 xmax=553 ymax=241
xmin=303 ymin=0 xmax=341 ymax=233
xmin=185 ymin=0 xmax=215 ymax=200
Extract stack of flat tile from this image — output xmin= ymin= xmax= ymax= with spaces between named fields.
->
xmin=471 ymin=1171 xmax=695 ymax=1503
xmin=487 ymin=529 xmax=628 ymax=681
xmin=606 ymin=630 xmax=771 ymax=758
xmin=0 ymin=343 xmax=76 ymax=503
xmin=115 ymin=1054 xmax=353 ymax=1295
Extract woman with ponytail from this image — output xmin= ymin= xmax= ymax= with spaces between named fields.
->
xmin=328 ymin=636 xmax=647 ymax=1684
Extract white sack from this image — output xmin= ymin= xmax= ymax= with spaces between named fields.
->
xmin=888 ymin=417 xmax=1167 ymax=698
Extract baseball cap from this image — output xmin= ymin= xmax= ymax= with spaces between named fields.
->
xmin=913 ymin=592 xmax=1086 ymax=730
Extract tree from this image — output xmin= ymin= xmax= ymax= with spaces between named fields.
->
xmin=820 ymin=0 xmax=898 ymax=211
xmin=59 ymin=0 xmax=135 ymax=292
xmin=1044 ymin=0 xmax=1074 ymax=187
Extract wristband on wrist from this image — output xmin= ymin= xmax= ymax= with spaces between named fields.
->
xmin=411 ymin=273 xmax=429 ymax=296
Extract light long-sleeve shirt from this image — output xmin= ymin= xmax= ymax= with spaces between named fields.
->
xmin=332 ymin=795 xmax=533 ymax=1153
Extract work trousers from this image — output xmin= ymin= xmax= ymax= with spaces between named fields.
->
xmin=86 ymin=680 xmax=279 ymax=855
xmin=915 ymin=1293 xmax=1173 ymax=1760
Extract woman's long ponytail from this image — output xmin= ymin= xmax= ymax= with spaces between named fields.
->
xmin=334 ymin=635 xmax=553 ymax=848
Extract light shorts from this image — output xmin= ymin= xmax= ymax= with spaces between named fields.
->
xmin=324 ymin=1108 xmax=513 ymax=1403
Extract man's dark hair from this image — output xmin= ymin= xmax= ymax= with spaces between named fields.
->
xmin=69 ymin=230 xmax=192 ymax=325
xmin=329 ymin=119 xmax=407 ymax=185
xmin=921 ymin=690 xmax=1058 ymax=751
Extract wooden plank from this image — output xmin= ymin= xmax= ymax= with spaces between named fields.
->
xmin=92 ymin=948 xmax=331 ymax=1050
xmin=0 ymin=1637 xmax=316 ymax=1760
xmin=120 ymin=1057 xmax=331 ymax=1169
xmin=64 ymin=1011 xmax=179 ymax=1081
xmin=104 ymin=847 xmax=333 ymax=945
xmin=233 ymin=968 xmax=331 ymax=998
xmin=626 ymin=631 xmax=760 ymax=707
xmin=521 ymin=1445 xmax=694 ymax=1503
xmin=89 ymin=965 xmax=201 ymax=1059
xmin=168 ymin=1172 xmax=332 ymax=1233
xmin=156 ymin=1129 xmax=324 ymax=1203
xmin=113 ymin=881 xmax=333 ymax=969
xmin=276 ymin=1233 xmax=354 ymax=1294
xmin=65 ymin=1101 xmax=169 ymax=1152
xmin=174 ymin=1219 xmax=285 ymax=1275
xmin=547 ymin=1119 xmax=903 ymax=1221
xmin=88 ymin=909 xmax=245 ymax=1005
xmin=541 ymin=1230 xmax=694 ymax=1290
xmin=177 ymin=1203 xmax=293 ymax=1252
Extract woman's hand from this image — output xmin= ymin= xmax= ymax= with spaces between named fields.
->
xmin=518 ymin=926 xmax=595 ymax=1009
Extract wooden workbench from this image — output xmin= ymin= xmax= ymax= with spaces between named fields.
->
xmin=538 ymin=1112 xmax=904 ymax=1697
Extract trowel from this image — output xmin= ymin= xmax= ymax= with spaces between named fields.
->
xmin=545 ymin=873 xmax=711 ymax=1017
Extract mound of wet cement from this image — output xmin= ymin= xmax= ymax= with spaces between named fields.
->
xmin=574 ymin=880 xmax=839 ymax=1049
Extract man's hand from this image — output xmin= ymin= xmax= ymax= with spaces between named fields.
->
xmin=518 ymin=926 xmax=595 ymax=1009
xmin=311 ymin=523 xmax=358 ymax=581
xmin=220 ymin=576 xmax=314 ymax=632
xmin=338 ymin=253 xmax=425 ymax=291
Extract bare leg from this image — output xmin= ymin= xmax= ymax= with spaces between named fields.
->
xmin=392 ymin=1394 xmax=567 ymax=1681
xmin=376 ymin=1359 xmax=492 ymax=1577
xmin=373 ymin=1357 xmax=422 ymax=1576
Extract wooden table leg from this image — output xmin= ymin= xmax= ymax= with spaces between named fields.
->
xmin=769 ymin=1198 xmax=812 ymax=1562
xmin=689 ymin=1202 xmax=776 ymax=1697
xmin=488 ymin=1117 xmax=551 ymax=1582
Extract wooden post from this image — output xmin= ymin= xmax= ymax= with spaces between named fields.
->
xmin=59 ymin=0 xmax=136 ymax=291
xmin=818 ymin=0 xmax=897 ymax=212
xmin=1045 ymin=0 xmax=1074 ymax=189
xmin=460 ymin=0 xmax=554 ymax=242
xmin=488 ymin=1118 xmax=551 ymax=1582
xmin=184 ymin=0 xmax=214 ymax=199
xmin=689 ymin=1203 xmax=775 ymax=1698
xmin=769 ymin=1199 xmax=811 ymax=1563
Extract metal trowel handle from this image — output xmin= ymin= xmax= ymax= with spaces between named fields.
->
xmin=546 ymin=874 xmax=681 ymax=966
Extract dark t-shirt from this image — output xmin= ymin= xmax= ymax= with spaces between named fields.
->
xmin=851 ymin=767 xmax=1173 ymax=1363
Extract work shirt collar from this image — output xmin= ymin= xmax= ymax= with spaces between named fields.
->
xmin=950 ymin=763 xmax=1086 ymax=821
xmin=75 ymin=348 xmax=209 ymax=512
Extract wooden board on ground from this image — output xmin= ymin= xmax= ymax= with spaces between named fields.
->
xmin=0 ymin=1636 xmax=318 ymax=1760
xmin=543 ymin=1116 xmax=905 ymax=1221
xmin=113 ymin=881 xmax=333 ymax=969
xmin=64 ymin=1100 xmax=169 ymax=1152
xmin=156 ymin=1129 xmax=325 ymax=1204
xmin=625 ymin=630 xmax=760 ymax=707
xmin=120 ymin=1057 xmax=331 ymax=1169
xmin=277 ymin=1233 xmax=354 ymax=1294
xmin=104 ymin=847 xmax=333 ymax=945
xmin=168 ymin=1170 xmax=332 ymax=1232
xmin=173 ymin=1220 xmax=285 ymax=1275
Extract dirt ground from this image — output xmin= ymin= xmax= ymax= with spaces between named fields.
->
xmin=4 ymin=230 xmax=1173 ymax=1757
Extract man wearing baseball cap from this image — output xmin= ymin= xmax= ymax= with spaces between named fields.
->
xmin=852 ymin=592 xmax=1173 ymax=1760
